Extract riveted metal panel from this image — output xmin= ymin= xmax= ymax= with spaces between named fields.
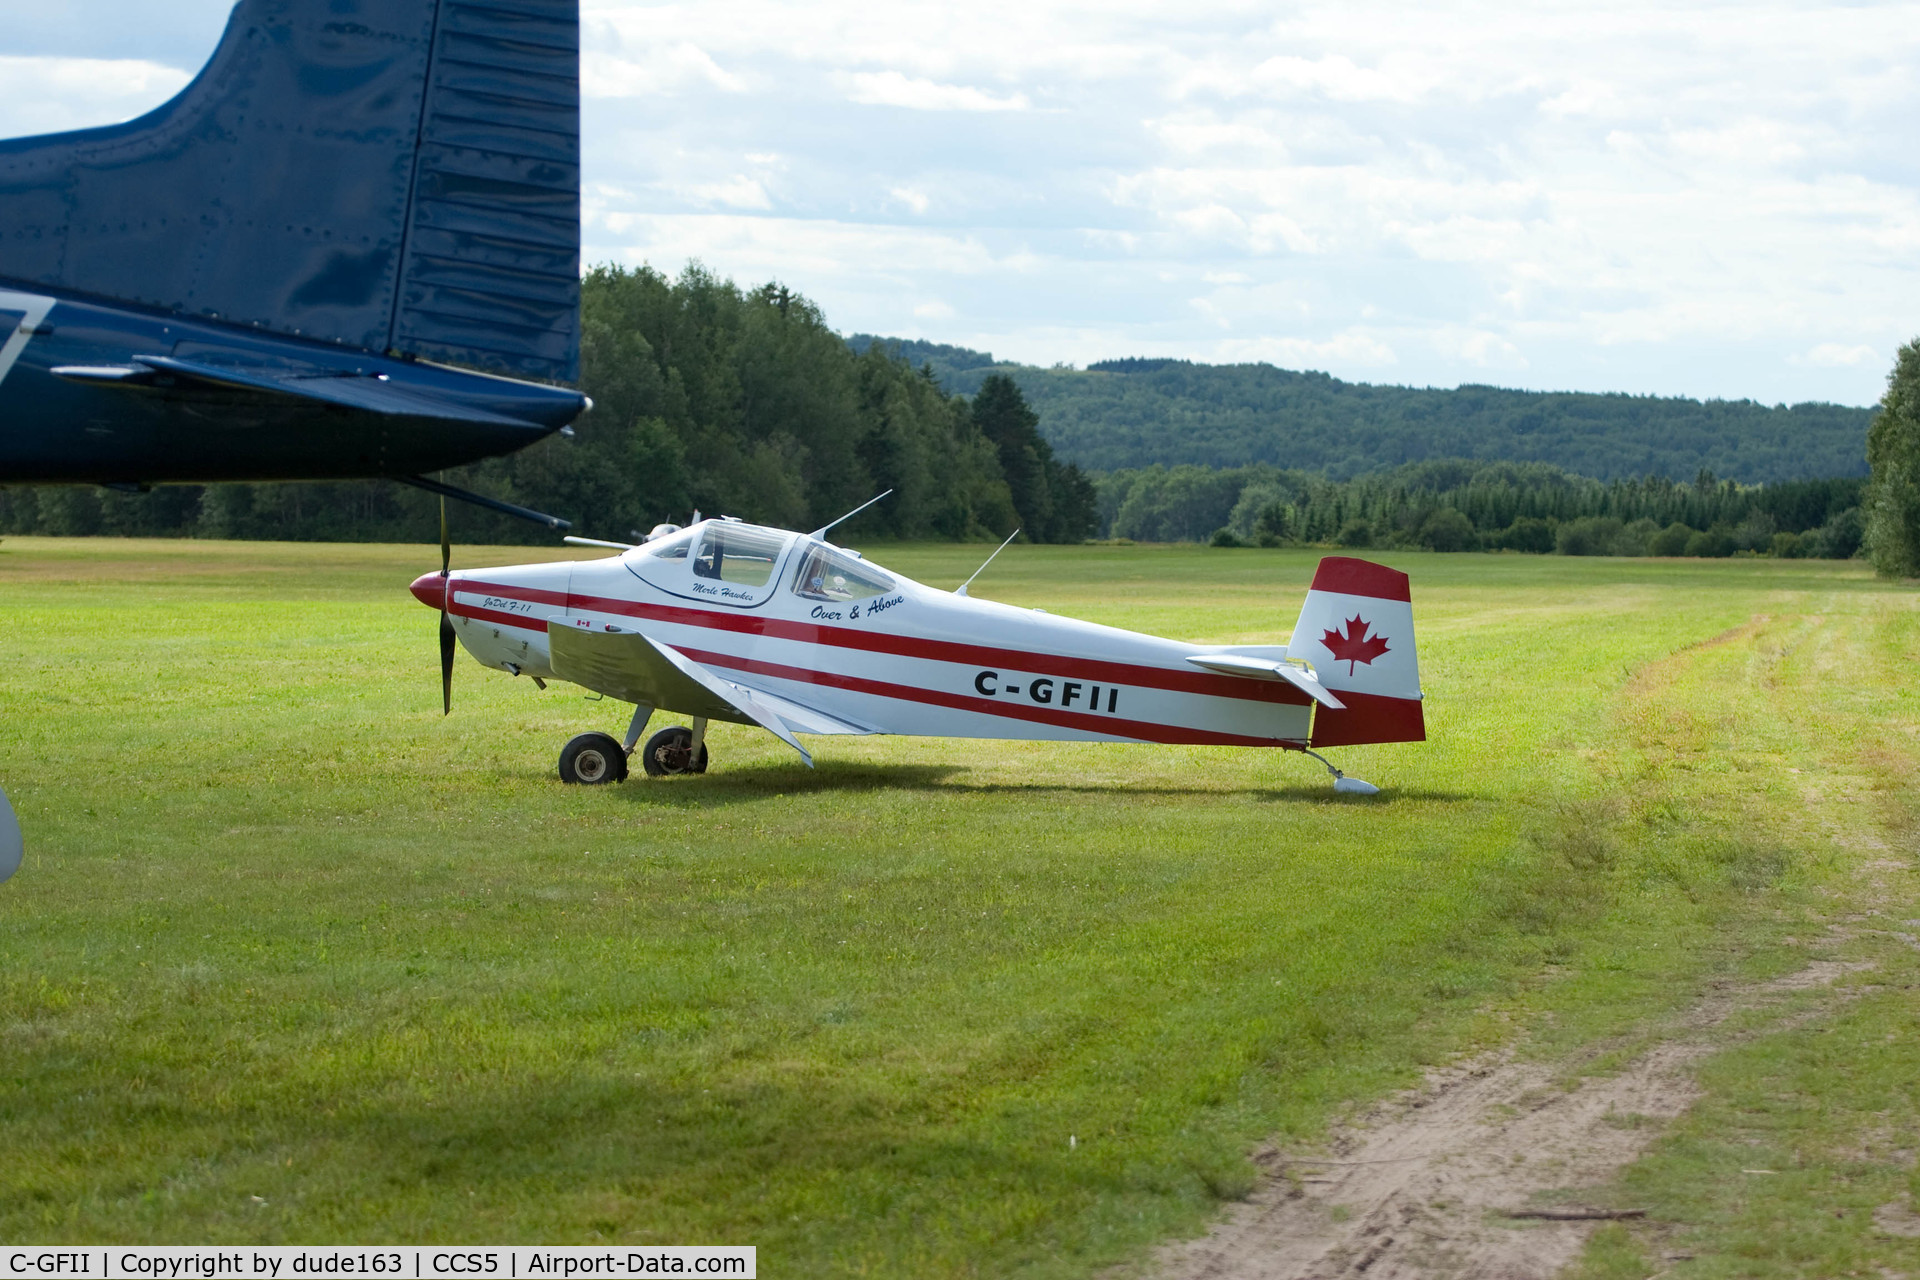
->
xmin=0 ymin=1 xmax=434 ymax=350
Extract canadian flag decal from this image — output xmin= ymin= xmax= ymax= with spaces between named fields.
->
xmin=1321 ymin=615 xmax=1390 ymax=676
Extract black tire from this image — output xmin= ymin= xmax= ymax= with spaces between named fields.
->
xmin=558 ymin=731 xmax=628 ymax=785
xmin=640 ymin=725 xmax=709 ymax=777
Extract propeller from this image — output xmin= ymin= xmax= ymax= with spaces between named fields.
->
xmin=439 ymin=495 xmax=455 ymax=715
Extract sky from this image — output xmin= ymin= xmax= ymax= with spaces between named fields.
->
xmin=4 ymin=0 xmax=1918 ymax=406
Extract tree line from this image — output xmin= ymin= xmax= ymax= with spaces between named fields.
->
xmin=1099 ymin=460 xmax=1868 ymax=559
xmin=0 ymin=268 xmax=1096 ymax=547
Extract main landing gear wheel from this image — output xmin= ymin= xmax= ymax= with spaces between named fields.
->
xmin=640 ymin=725 xmax=709 ymax=777
xmin=559 ymin=732 xmax=629 ymax=785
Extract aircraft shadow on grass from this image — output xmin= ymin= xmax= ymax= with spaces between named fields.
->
xmin=596 ymin=760 xmax=1481 ymax=808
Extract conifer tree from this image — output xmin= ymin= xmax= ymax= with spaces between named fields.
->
xmin=970 ymin=374 xmax=1095 ymax=543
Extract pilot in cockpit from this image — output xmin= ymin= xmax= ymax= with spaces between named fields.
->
xmin=793 ymin=547 xmax=849 ymax=600
xmin=796 ymin=548 xmax=836 ymax=599
xmin=793 ymin=542 xmax=891 ymax=603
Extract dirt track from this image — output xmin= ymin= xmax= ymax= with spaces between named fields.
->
xmin=1152 ymin=958 xmax=1869 ymax=1280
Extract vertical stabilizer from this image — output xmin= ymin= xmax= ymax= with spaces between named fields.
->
xmin=1290 ymin=557 xmax=1425 ymax=747
xmin=0 ymin=0 xmax=579 ymax=383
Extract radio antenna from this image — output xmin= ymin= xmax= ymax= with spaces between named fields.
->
xmin=955 ymin=528 xmax=1020 ymax=597
xmin=809 ymin=489 xmax=893 ymax=540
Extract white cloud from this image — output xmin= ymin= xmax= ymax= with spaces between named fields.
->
xmin=1213 ymin=330 xmax=1399 ymax=369
xmin=1188 ymin=296 xmax=1231 ymax=329
xmin=1800 ymin=343 xmax=1881 ymax=368
xmin=840 ymin=71 xmax=1029 ymax=113
xmin=678 ymin=176 xmax=773 ymax=210
xmin=582 ymin=41 xmax=746 ymax=96
xmin=1429 ymin=327 xmax=1529 ymax=370
xmin=1246 ymin=54 xmax=1435 ymax=105
xmin=0 ymin=55 xmax=190 ymax=135
xmin=890 ymin=186 xmax=932 ymax=214
xmin=592 ymin=214 xmax=1048 ymax=283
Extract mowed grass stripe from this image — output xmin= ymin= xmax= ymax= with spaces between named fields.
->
xmin=0 ymin=538 xmax=1908 ymax=1273
xmin=1563 ymin=587 xmax=1920 ymax=1276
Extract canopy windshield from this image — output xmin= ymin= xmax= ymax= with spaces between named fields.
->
xmin=693 ymin=523 xmax=789 ymax=588
xmin=792 ymin=542 xmax=895 ymax=601
xmin=637 ymin=526 xmax=698 ymax=560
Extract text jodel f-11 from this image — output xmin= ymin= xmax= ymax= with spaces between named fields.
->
xmin=409 ymin=511 xmax=1425 ymax=793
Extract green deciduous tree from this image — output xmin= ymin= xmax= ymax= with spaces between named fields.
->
xmin=1865 ymin=339 xmax=1920 ymax=578
xmin=1417 ymin=507 xmax=1478 ymax=552
xmin=1499 ymin=516 xmax=1558 ymax=554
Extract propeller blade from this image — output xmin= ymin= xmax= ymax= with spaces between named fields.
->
xmin=439 ymin=494 xmax=453 ymax=715
xmin=440 ymin=608 xmax=456 ymax=716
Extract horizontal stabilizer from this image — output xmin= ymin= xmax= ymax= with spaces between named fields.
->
xmin=1184 ymin=654 xmax=1346 ymax=709
xmin=51 ymin=356 xmax=541 ymax=427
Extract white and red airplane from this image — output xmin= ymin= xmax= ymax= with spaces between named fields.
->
xmin=408 ymin=511 xmax=1424 ymax=791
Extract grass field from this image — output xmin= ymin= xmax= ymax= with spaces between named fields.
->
xmin=0 ymin=537 xmax=1914 ymax=1275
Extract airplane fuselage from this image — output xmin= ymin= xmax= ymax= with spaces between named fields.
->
xmin=434 ymin=524 xmax=1321 ymax=749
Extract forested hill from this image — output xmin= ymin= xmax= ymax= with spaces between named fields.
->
xmin=846 ymin=338 xmax=1875 ymax=484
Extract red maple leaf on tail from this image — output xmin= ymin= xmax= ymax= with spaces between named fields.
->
xmin=1322 ymin=615 xmax=1390 ymax=676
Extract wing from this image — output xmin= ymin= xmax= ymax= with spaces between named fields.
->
xmin=1183 ymin=653 xmax=1346 ymax=709
xmin=546 ymin=623 xmax=873 ymax=768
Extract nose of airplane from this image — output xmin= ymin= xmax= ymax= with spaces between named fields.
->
xmin=409 ymin=572 xmax=446 ymax=609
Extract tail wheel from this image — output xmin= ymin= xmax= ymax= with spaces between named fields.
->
xmin=559 ymin=731 xmax=629 ymax=784
xmin=641 ymin=726 xmax=709 ymax=777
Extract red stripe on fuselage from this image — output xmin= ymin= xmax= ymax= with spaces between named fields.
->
xmin=672 ymin=643 xmax=1302 ymax=748
xmin=445 ymin=581 xmax=569 ymax=634
xmin=452 ymin=603 xmax=562 ymax=632
xmin=447 ymin=578 xmax=1310 ymax=708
